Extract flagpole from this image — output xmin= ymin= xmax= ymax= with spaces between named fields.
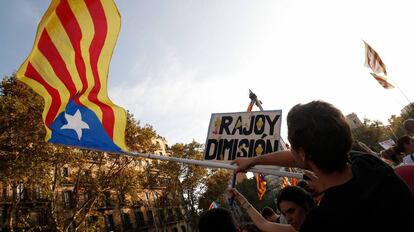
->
xmin=124 ymin=151 xmax=303 ymax=178
xmin=390 ymin=79 xmax=412 ymax=105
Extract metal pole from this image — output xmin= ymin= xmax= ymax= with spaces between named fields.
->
xmin=125 ymin=151 xmax=303 ymax=178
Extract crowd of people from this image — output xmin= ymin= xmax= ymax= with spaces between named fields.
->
xmin=198 ymin=100 xmax=414 ymax=232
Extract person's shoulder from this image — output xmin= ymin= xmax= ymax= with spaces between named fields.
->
xmin=349 ymin=151 xmax=393 ymax=172
xmin=300 ymin=207 xmax=349 ymax=232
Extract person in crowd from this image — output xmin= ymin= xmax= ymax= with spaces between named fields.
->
xmin=261 ymin=206 xmax=280 ymax=222
xmin=276 ymin=186 xmax=316 ymax=231
xmin=403 ymin=118 xmax=414 ymax=133
xmin=394 ymin=135 xmax=414 ymax=164
xmin=378 ymin=147 xmax=402 ymax=166
xmin=198 ymin=208 xmax=239 ymax=232
xmin=296 ymin=180 xmax=322 ymax=205
xmin=232 ymin=100 xmax=414 ymax=231
xmin=229 ymin=188 xmax=298 ymax=232
xmin=240 ymin=223 xmax=261 ymax=232
xmin=394 ymin=164 xmax=414 ymax=195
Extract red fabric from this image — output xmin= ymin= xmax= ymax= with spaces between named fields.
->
xmin=394 ymin=164 xmax=414 ymax=195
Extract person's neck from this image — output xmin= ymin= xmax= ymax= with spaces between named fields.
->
xmin=313 ymin=163 xmax=353 ymax=192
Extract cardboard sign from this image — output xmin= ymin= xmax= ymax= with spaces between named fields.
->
xmin=204 ymin=110 xmax=282 ymax=161
xmin=379 ymin=139 xmax=395 ymax=150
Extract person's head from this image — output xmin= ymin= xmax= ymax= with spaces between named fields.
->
xmin=198 ymin=208 xmax=238 ymax=232
xmin=287 ymin=100 xmax=352 ymax=174
xmin=380 ymin=147 xmax=402 ymax=166
xmin=276 ymin=186 xmax=316 ymax=230
xmin=395 ymin=135 xmax=414 ymax=155
xmin=240 ymin=223 xmax=260 ymax=232
xmin=403 ymin=119 xmax=414 ymax=133
xmin=261 ymin=206 xmax=278 ymax=222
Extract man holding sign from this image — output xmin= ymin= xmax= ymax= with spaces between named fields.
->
xmin=231 ymin=100 xmax=414 ymax=232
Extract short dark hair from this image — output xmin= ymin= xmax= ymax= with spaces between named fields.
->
xmin=276 ymin=186 xmax=316 ymax=212
xmin=287 ymin=100 xmax=352 ymax=173
xmin=240 ymin=223 xmax=260 ymax=232
xmin=395 ymin=135 xmax=411 ymax=154
xmin=198 ymin=208 xmax=238 ymax=232
xmin=403 ymin=118 xmax=414 ymax=132
xmin=261 ymin=206 xmax=276 ymax=218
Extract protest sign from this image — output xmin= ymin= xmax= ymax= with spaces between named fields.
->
xmin=204 ymin=110 xmax=282 ymax=161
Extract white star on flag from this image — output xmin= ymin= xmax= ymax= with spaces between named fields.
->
xmin=61 ymin=110 xmax=90 ymax=140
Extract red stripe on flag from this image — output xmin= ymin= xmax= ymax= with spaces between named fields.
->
xmin=38 ymin=30 xmax=77 ymax=98
xmin=25 ymin=62 xmax=62 ymax=127
xmin=85 ymin=0 xmax=115 ymax=139
xmin=56 ymin=0 xmax=88 ymax=105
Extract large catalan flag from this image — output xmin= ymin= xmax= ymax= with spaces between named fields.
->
xmin=16 ymin=0 xmax=127 ymax=152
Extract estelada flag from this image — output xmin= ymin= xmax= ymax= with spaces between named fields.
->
xmin=256 ymin=173 xmax=267 ymax=200
xmin=281 ymin=176 xmax=290 ymax=189
xmin=16 ymin=0 xmax=128 ymax=152
xmin=370 ymin=73 xmax=395 ymax=89
xmin=209 ymin=201 xmax=218 ymax=209
xmin=364 ymin=41 xmax=387 ymax=76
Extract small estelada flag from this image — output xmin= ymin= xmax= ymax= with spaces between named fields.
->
xmin=364 ymin=41 xmax=387 ymax=76
xmin=209 ymin=201 xmax=218 ymax=209
xmin=370 ymin=73 xmax=395 ymax=89
xmin=256 ymin=173 xmax=267 ymax=200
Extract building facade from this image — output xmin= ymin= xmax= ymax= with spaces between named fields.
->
xmin=0 ymin=137 xmax=192 ymax=232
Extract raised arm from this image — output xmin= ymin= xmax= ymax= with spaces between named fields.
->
xmin=231 ymin=150 xmax=300 ymax=173
xmin=230 ymin=188 xmax=297 ymax=232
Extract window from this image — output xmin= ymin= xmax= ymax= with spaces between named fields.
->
xmin=105 ymin=214 xmax=115 ymax=232
xmin=176 ymin=208 xmax=183 ymax=220
xmin=62 ymin=167 xmax=69 ymax=177
xmin=134 ymin=210 xmax=145 ymax=227
xmin=167 ymin=208 xmax=174 ymax=222
xmin=118 ymin=192 xmax=126 ymax=206
xmin=84 ymin=191 xmax=91 ymax=201
xmin=88 ymin=216 xmax=98 ymax=225
xmin=158 ymin=209 xmax=165 ymax=224
xmin=63 ymin=191 xmax=73 ymax=208
xmin=144 ymin=192 xmax=150 ymax=206
xmin=103 ymin=191 xmax=111 ymax=207
xmin=153 ymin=192 xmax=158 ymax=207
xmin=17 ymin=184 xmax=25 ymax=200
xmin=34 ymin=186 xmax=42 ymax=199
xmin=38 ymin=212 xmax=48 ymax=226
xmin=146 ymin=210 xmax=154 ymax=225
xmin=122 ymin=213 xmax=131 ymax=230
xmin=83 ymin=170 xmax=91 ymax=177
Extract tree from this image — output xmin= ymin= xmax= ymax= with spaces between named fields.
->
xmin=198 ymin=169 xmax=232 ymax=210
xmin=0 ymin=75 xmax=160 ymax=231
xmin=0 ymin=75 xmax=62 ymax=231
xmin=236 ymin=176 xmax=277 ymax=213
xmin=147 ymin=141 xmax=208 ymax=229
xmin=352 ymin=119 xmax=387 ymax=152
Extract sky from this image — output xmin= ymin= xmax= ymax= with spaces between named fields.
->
xmin=1 ymin=0 xmax=414 ymax=146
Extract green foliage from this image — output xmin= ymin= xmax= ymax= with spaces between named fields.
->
xmin=352 ymin=103 xmax=414 ymax=152
xmin=0 ymin=75 xmax=159 ymax=231
xmin=198 ymin=169 xmax=232 ymax=210
xmin=236 ymin=176 xmax=277 ymax=213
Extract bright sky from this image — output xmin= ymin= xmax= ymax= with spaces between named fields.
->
xmin=1 ymin=0 xmax=413 ymax=146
